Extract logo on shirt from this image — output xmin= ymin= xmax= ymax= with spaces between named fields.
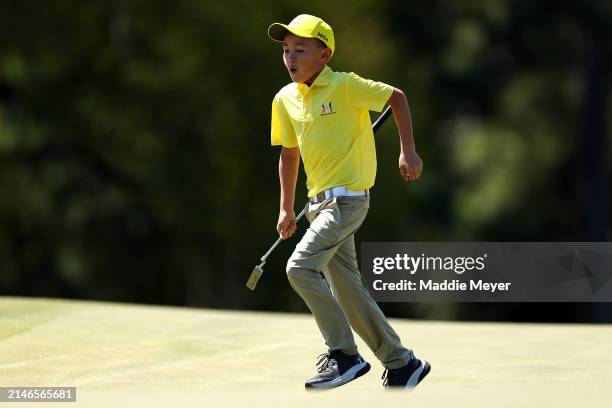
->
xmin=320 ymin=100 xmax=336 ymax=116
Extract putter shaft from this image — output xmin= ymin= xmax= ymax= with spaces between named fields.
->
xmin=259 ymin=206 xmax=307 ymax=266
xmin=246 ymin=205 xmax=307 ymax=291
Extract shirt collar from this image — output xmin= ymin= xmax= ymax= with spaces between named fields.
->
xmin=311 ymin=65 xmax=332 ymax=87
xmin=297 ymin=65 xmax=333 ymax=94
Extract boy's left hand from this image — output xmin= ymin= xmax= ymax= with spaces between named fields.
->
xmin=399 ymin=150 xmax=423 ymax=181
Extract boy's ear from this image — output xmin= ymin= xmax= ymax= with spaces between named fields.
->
xmin=321 ymin=47 xmax=332 ymax=63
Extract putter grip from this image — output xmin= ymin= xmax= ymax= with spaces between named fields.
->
xmin=372 ymin=105 xmax=392 ymax=133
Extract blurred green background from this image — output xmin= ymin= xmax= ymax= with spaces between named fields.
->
xmin=1 ymin=0 xmax=610 ymax=322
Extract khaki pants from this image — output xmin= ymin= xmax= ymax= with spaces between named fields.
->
xmin=286 ymin=195 xmax=413 ymax=369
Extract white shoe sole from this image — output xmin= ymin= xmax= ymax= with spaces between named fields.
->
xmin=305 ymin=361 xmax=371 ymax=389
xmin=404 ymin=359 xmax=431 ymax=389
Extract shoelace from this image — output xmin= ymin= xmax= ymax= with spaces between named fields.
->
xmin=381 ymin=367 xmax=389 ymax=387
xmin=315 ymin=353 xmax=336 ymax=373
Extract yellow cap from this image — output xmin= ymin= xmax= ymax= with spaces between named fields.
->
xmin=268 ymin=14 xmax=335 ymax=58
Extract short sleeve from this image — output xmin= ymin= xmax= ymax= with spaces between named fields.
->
xmin=271 ymin=95 xmax=298 ymax=148
xmin=345 ymin=72 xmax=394 ymax=112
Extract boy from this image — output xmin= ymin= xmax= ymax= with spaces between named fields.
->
xmin=267 ymin=14 xmax=430 ymax=389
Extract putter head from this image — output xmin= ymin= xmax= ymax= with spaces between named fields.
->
xmin=246 ymin=265 xmax=264 ymax=291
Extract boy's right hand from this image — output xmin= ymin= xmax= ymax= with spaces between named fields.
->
xmin=277 ymin=209 xmax=297 ymax=240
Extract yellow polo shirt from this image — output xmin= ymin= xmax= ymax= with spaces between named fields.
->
xmin=271 ymin=65 xmax=394 ymax=198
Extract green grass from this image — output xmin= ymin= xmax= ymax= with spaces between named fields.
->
xmin=1 ymin=296 xmax=611 ymax=407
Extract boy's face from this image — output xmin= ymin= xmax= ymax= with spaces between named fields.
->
xmin=282 ymin=32 xmax=331 ymax=85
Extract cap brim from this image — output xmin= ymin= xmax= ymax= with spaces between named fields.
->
xmin=267 ymin=23 xmax=315 ymax=42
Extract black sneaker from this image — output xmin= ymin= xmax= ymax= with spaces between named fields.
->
xmin=304 ymin=350 xmax=371 ymax=389
xmin=381 ymin=357 xmax=431 ymax=389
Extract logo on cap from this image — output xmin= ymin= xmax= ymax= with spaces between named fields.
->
xmin=317 ymin=32 xmax=329 ymax=42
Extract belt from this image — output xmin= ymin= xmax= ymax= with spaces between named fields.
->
xmin=309 ymin=186 xmax=369 ymax=203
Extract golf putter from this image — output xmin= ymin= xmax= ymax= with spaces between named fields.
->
xmin=246 ymin=105 xmax=393 ymax=291
xmin=246 ymin=205 xmax=307 ymax=290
